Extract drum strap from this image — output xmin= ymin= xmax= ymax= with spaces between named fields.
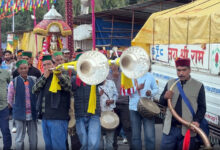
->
xmin=99 ymin=87 xmax=111 ymax=100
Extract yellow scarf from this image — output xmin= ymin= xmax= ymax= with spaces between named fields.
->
xmin=121 ymin=72 xmax=133 ymax=89
xmin=87 ymin=85 xmax=96 ymax=114
xmin=49 ymin=71 xmax=61 ymax=93
xmin=49 ymin=61 xmax=77 ymax=93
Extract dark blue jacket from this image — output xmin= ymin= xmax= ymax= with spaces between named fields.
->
xmin=13 ymin=76 xmax=37 ymax=120
xmin=71 ymin=75 xmax=101 ymax=118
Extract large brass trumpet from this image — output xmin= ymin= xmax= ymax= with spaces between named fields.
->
xmin=169 ymin=80 xmax=212 ymax=150
xmin=49 ymin=46 xmax=150 ymax=85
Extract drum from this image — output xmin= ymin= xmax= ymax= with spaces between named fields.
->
xmin=137 ymin=97 xmax=160 ymax=118
xmin=100 ymin=111 xmax=119 ymax=130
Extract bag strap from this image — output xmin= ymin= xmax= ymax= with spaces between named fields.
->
xmin=176 ymin=80 xmax=195 ymax=116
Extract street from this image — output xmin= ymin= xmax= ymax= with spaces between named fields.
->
xmin=0 ymin=120 xmax=163 ymax=150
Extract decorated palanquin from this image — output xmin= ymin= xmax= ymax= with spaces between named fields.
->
xmin=33 ymin=5 xmax=72 ymax=71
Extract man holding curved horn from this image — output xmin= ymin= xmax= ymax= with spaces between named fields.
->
xmin=159 ymin=58 xmax=206 ymax=150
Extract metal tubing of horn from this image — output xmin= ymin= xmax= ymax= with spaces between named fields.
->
xmin=49 ymin=65 xmax=75 ymax=71
xmin=168 ymin=80 xmax=212 ymax=150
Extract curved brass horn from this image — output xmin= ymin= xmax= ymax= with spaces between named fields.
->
xmin=169 ymin=80 xmax=212 ymax=150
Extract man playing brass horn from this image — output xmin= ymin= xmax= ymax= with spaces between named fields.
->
xmin=159 ymin=58 xmax=206 ymax=150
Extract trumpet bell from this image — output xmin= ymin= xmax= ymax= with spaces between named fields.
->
xmin=77 ymin=51 xmax=109 ymax=85
xmin=120 ymin=46 xmax=150 ymax=79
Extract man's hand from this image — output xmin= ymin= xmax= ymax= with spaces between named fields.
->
xmin=190 ymin=121 xmax=200 ymax=132
xmin=99 ymin=89 xmax=104 ymax=96
xmin=106 ymin=100 xmax=114 ymax=106
xmin=44 ymin=69 xmax=52 ymax=78
xmin=164 ymin=91 xmax=174 ymax=100
xmin=137 ymin=83 xmax=145 ymax=91
xmin=146 ymin=90 xmax=151 ymax=96
xmin=53 ymin=70 xmax=61 ymax=77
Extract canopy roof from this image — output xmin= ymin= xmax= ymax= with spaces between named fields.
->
xmin=132 ymin=0 xmax=220 ymax=53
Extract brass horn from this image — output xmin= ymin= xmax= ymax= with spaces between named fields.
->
xmin=169 ymin=80 xmax=212 ymax=150
xmin=77 ymin=51 xmax=109 ymax=85
xmin=119 ymin=46 xmax=150 ymax=79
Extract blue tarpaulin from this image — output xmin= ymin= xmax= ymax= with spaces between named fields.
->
xmin=95 ymin=17 xmax=143 ymax=49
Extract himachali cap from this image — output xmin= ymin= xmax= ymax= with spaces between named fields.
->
xmin=75 ymin=48 xmax=83 ymax=53
xmin=22 ymin=51 xmax=32 ymax=58
xmin=17 ymin=49 xmax=24 ymax=56
xmin=75 ymin=53 xmax=82 ymax=61
xmin=42 ymin=55 xmax=52 ymax=61
xmin=175 ymin=58 xmax=191 ymax=67
xmin=53 ymin=51 xmax=63 ymax=57
xmin=16 ymin=60 xmax=28 ymax=68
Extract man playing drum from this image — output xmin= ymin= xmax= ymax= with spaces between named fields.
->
xmin=98 ymin=79 xmax=118 ymax=150
xmin=159 ymin=58 xmax=206 ymax=150
xmin=129 ymin=70 xmax=158 ymax=150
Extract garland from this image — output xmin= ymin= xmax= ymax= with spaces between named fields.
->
xmin=0 ymin=0 xmax=56 ymax=19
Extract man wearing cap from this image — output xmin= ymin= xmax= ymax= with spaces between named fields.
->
xmin=74 ymin=48 xmax=83 ymax=61
xmin=32 ymin=55 xmax=71 ymax=150
xmin=16 ymin=49 xmax=24 ymax=61
xmin=62 ymin=49 xmax=71 ymax=63
xmin=8 ymin=60 xmax=38 ymax=150
xmin=12 ymin=51 xmax=41 ymax=79
xmin=159 ymin=58 xmax=206 ymax=150
xmin=0 ymin=57 xmax=12 ymax=150
xmin=53 ymin=51 xmax=65 ymax=66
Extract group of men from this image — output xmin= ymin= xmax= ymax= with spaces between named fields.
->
xmin=0 ymin=47 xmax=206 ymax=150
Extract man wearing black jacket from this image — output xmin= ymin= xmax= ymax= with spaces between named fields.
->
xmin=159 ymin=58 xmax=206 ymax=150
xmin=32 ymin=55 xmax=71 ymax=150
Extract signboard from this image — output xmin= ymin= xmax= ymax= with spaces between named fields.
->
xmin=151 ymin=44 xmax=209 ymax=70
xmin=205 ymin=112 xmax=219 ymax=125
xmin=150 ymin=45 xmax=168 ymax=62
xmin=210 ymin=44 xmax=220 ymax=75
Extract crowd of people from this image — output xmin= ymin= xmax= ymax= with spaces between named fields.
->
xmin=0 ymin=48 xmax=206 ymax=150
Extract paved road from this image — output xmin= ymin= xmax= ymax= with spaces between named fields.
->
xmin=0 ymin=120 xmax=163 ymax=150
xmin=2 ymin=121 xmax=219 ymax=150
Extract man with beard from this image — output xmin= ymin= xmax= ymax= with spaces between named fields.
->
xmin=1 ymin=50 xmax=14 ymax=74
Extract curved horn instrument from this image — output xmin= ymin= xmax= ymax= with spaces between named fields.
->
xmin=169 ymin=80 xmax=212 ymax=150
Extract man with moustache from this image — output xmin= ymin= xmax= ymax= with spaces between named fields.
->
xmin=13 ymin=51 xmax=41 ymax=79
xmin=159 ymin=58 xmax=206 ymax=150
xmin=1 ymin=50 xmax=14 ymax=73
xmin=32 ymin=55 xmax=71 ymax=150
